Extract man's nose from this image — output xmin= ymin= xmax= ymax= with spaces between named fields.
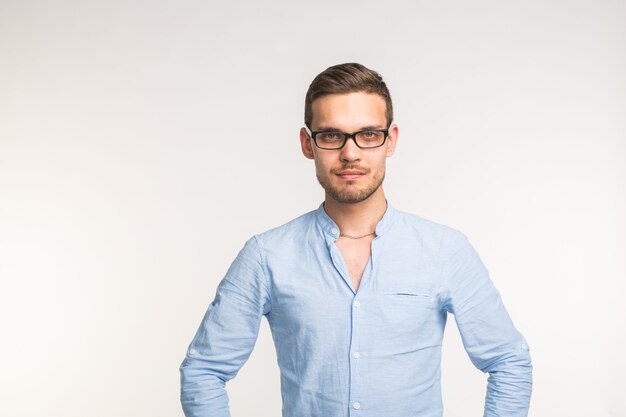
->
xmin=340 ymin=137 xmax=362 ymax=162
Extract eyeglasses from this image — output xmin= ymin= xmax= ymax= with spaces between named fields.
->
xmin=304 ymin=126 xmax=390 ymax=150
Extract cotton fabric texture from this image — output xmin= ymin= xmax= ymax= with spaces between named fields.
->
xmin=180 ymin=203 xmax=532 ymax=417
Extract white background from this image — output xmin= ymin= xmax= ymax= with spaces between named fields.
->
xmin=1 ymin=0 xmax=624 ymax=416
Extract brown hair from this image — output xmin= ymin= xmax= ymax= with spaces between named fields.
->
xmin=304 ymin=63 xmax=393 ymax=128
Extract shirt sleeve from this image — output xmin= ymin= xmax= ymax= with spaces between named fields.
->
xmin=179 ymin=236 xmax=271 ymax=417
xmin=442 ymin=232 xmax=532 ymax=417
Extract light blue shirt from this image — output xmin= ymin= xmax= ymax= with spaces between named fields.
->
xmin=180 ymin=203 xmax=532 ymax=417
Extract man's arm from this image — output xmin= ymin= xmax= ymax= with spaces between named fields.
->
xmin=442 ymin=233 xmax=532 ymax=417
xmin=180 ymin=236 xmax=271 ymax=417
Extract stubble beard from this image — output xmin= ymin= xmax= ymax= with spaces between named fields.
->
xmin=317 ymin=167 xmax=386 ymax=204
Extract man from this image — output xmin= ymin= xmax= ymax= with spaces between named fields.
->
xmin=180 ymin=63 xmax=532 ymax=417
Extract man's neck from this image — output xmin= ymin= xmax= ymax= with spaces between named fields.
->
xmin=323 ymin=188 xmax=388 ymax=236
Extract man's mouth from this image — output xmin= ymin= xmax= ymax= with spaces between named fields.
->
xmin=335 ymin=169 xmax=366 ymax=180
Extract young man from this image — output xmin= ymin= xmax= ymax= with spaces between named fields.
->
xmin=180 ymin=63 xmax=532 ymax=417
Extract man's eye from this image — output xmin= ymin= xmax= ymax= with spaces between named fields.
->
xmin=359 ymin=131 xmax=383 ymax=141
xmin=319 ymin=132 xmax=342 ymax=141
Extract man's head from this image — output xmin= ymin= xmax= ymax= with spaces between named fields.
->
xmin=304 ymin=63 xmax=393 ymax=128
xmin=300 ymin=63 xmax=398 ymax=205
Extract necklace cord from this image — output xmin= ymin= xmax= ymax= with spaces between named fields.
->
xmin=338 ymin=231 xmax=376 ymax=239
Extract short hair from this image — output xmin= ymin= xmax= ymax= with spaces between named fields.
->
xmin=304 ymin=63 xmax=393 ymax=128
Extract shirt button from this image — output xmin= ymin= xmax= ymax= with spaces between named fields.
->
xmin=352 ymin=401 xmax=361 ymax=410
xmin=189 ymin=348 xmax=197 ymax=355
xmin=353 ymin=300 xmax=361 ymax=307
xmin=353 ymin=351 xmax=361 ymax=359
xmin=330 ymin=227 xmax=338 ymax=235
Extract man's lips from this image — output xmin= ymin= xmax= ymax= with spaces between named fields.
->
xmin=335 ymin=170 xmax=366 ymax=180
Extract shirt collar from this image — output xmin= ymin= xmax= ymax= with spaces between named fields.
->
xmin=315 ymin=200 xmax=396 ymax=240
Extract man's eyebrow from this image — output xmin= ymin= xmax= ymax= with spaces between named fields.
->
xmin=357 ymin=125 xmax=387 ymax=131
xmin=313 ymin=125 xmax=386 ymax=132
xmin=312 ymin=126 xmax=342 ymax=132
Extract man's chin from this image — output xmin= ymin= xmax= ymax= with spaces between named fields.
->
xmin=327 ymin=186 xmax=378 ymax=204
xmin=333 ymin=197 xmax=365 ymax=204
xmin=317 ymin=174 xmax=383 ymax=205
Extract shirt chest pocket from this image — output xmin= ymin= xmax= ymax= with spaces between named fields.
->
xmin=384 ymin=287 xmax=436 ymax=309
xmin=374 ymin=286 xmax=438 ymax=336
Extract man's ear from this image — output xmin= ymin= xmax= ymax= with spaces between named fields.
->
xmin=300 ymin=127 xmax=315 ymax=160
xmin=385 ymin=123 xmax=399 ymax=157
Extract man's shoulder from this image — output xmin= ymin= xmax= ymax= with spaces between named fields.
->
xmin=391 ymin=206 xmax=468 ymax=248
xmin=252 ymin=208 xmax=319 ymax=247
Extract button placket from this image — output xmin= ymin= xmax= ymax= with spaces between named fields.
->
xmin=349 ymin=295 xmax=364 ymax=414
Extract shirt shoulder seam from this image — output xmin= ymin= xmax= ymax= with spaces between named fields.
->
xmin=252 ymin=234 xmax=273 ymax=312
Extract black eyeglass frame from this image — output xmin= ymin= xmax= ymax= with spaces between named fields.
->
xmin=304 ymin=125 xmax=391 ymax=150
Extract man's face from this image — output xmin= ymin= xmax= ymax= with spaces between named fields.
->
xmin=300 ymin=92 xmax=398 ymax=204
